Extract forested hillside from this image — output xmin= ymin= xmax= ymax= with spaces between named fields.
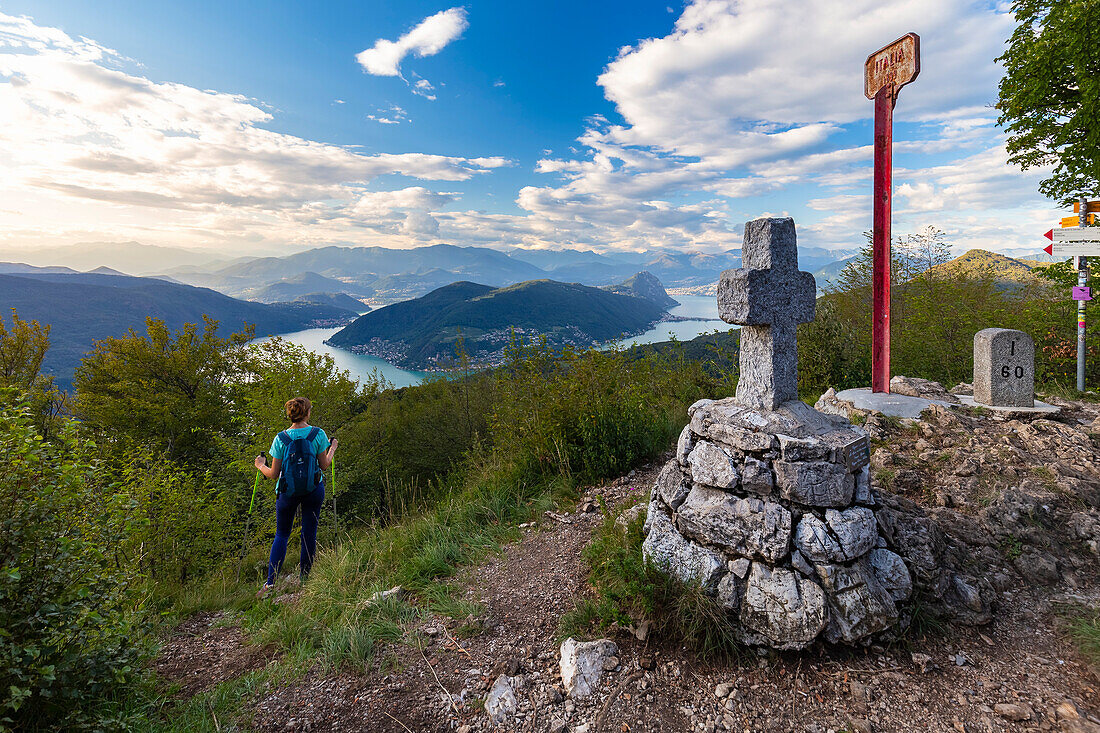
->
xmin=327 ymin=278 xmax=668 ymax=368
xmin=1 ymin=271 xmax=357 ymax=381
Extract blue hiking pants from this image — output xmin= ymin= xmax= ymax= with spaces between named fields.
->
xmin=266 ymin=486 xmax=325 ymax=585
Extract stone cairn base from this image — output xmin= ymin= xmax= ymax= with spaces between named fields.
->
xmin=643 ymin=397 xmax=912 ymax=649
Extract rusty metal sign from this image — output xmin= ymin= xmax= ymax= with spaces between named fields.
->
xmin=841 ymin=436 xmax=871 ymax=472
xmin=864 ymin=33 xmax=920 ymax=100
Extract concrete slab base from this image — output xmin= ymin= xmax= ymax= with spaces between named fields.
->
xmin=834 ymin=388 xmax=958 ymax=420
xmin=955 ymin=394 xmax=1061 ymax=416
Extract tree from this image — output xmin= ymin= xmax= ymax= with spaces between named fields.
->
xmin=0 ymin=309 xmax=65 ymax=438
xmin=996 ymin=1 xmax=1100 ymax=204
xmin=73 ymin=316 xmax=252 ymax=465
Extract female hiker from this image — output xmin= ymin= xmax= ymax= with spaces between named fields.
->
xmin=254 ymin=397 xmax=338 ymax=596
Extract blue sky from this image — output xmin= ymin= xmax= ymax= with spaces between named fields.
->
xmin=0 ymin=1 xmax=1062 ymax=258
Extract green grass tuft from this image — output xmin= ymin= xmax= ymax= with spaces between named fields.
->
xmin=560 ymin=499 xmax=746 ymax=662
xmin=1064 ymin=609 xmax=1100 ymax=671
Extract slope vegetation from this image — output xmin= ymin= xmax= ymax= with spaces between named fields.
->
xmin=925 ymin=249 xmax=1039 ymax=282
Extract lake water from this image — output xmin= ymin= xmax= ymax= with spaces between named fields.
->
xmin=263 ymin=294 xmax=730 ymax=389
xmin=254 ymin=327 xmax=429 ymax=388
xmin=608 ymin=294 xmax=729 ymax=349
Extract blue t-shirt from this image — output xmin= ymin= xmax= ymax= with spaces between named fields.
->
xmin=269 ymin=426 xmax=330 ymax=463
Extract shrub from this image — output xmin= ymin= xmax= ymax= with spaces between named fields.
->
xmin=0 ymin=391 xmax=147 ymax=731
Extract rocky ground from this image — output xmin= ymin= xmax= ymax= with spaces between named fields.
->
xmin=157 ymin=386 xmax=1100 ymax=733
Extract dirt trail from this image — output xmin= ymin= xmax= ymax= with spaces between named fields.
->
xmin=158 ymin=435 xmax=1100 ymax=732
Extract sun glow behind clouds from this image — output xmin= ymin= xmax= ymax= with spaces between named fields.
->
xmin=0 ymin=11 xmax=508 ymax=252
xmin=0 ymin=2 xmax=1065 ymax=258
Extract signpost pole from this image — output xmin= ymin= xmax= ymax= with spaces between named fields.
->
xmin=871 ymin=86 xmax=894 ymax=394
xmin=865 ymin=33 xmax=918 ymax=394
xmin=1079 ymin=196 xmax=1089 ymax=393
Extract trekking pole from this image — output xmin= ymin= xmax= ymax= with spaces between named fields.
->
xmin=237 ymin=468 xmax=261 ymax=583
xmin=331 ymin=453 xmax=338 ymax=545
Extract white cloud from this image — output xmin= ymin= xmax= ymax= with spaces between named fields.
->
xmin=355 ymin=8 xmax=468 ymax=78
xmin=515 ymin=0 xmax=1054 ymax=255
xmin=412 ymin=78 xmax=436 ymax=100
xmin=367 ymin=103 xmax=410 ymax=124
xmin=0 ymin=3 xmax=1063 ymax=260
xmin=403 ymin=210 xmax=440 ymax=238
xmin=0 ymin=11 xmax=511 ymax=253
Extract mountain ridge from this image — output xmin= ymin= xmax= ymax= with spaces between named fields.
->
xmin=3 ymin=272 xmax=358 ymax=383
xmin=327 ymin=274 xmax=670 ymax=369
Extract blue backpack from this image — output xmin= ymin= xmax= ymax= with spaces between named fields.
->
xmin=276 ymin=427 xmax=324 ymax=497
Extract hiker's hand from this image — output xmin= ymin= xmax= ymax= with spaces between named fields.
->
xmin=330 ymin=439 xmax=339 ymax=454
xmin=254 ymin=454 xmax=266 ymax=470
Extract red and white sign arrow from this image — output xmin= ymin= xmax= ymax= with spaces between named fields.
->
xmin=1044 ymin=227 xmax=1100 ymax=256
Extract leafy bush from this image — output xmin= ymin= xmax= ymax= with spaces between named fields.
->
xmin=115 ymin=452 xmax=239 ymax=583
xmin=0 ymin=391 xmax=147 ymax=731
xmin=492 ymin=339 xmax=729 ymax=482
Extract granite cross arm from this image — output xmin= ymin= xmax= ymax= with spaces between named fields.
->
xmin=717 ymin=217 xmax=817 ymax=410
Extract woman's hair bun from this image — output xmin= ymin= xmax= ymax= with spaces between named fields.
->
xmin=285 ymin=397 xmax=312 ymax=423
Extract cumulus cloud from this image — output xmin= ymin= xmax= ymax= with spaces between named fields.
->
xmin=356 ymin=8 xmax=468 ymax=78
xmin=0 ymin=11 xmax=509 ymax=251
xmin=0 ymin=3 xmax=1063 ymax=258
xmin=519 ymin=0 xmax=1054 ymax=255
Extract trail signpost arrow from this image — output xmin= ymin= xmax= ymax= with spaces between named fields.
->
xmin=866 ymin=33 xmax=920 ymax=394
xmin=1043 ymin=228 xmax=1100 ymax=256
xmin=1047 ymin=198 xmax=1097 ymax=392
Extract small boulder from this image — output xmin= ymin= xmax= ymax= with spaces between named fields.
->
xmin=687 ymin=441 xmax=740 ymax=489
xmin=615 ymin=502 xmax=646 ymax=530
xmin=485 ymin=674 xmax=517 ymax=724
xmin=559 ymin=638 xmax=618 ymax=699
xmin=993 ymin=703 xmax=1032 ymax=722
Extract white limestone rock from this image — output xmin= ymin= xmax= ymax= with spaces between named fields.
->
xmin=728 ymin=557 xmax=751 ymax=578
xmin=825 ymin=507 xmax=878 ymax=560
xmin=775 ymin=460 xmax=853 ymax=507
xmin=739 ymin=563 xmax=827 ymax=650
xmin=676 ymin=425 xmax=695 ymax=466
xmin=717 ymin=570 xmax=746 ymax=611
xmin=642 ymin=506 xmax=724 ymax=589
xmin=676 ymin=485 xmax=791 ymax=563
xmin=868 ymin=548 xmax=913 ymax=602
xmin=615 ymin=502 xmax=646 ymax=531
xmin=687 ymin=441 xmax=740 ymax=490
xmin=854 ymin=465 xmax=874 ymax=505
xmin=485 ymin=674 xmax=517 ymax=723
xmin=559 ymin=638 xmax=618 ymax=699
xmin=740 ymin=456 xmax=775 ymax=496
xmin=643 ymin=491 xmax=661 ymax=535
xmin=791 ymin=548 xmax=814 ymax=577
xmin=794 ymin=507 xmax=877 ymax=564
xmin=815 ymin=559 xmax=898 ymax=644
xmin=655 ymin=460 xmax=691 ymax=510
xmin=777 ymin=434 xmax=830 ymax=462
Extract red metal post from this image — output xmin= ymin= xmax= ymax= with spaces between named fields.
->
xmin=871 ymin=86 xmax=894 ymax=393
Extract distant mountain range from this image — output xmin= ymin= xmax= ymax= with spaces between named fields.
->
xmin=0 ymin=241 xmax=233 ymax=275
xmin=158 ymin=242 xmax=854 ymax=305
xmin=2 ymin=267 xmax=358 ymax=383
xmin=327 ymin=273 xmax=673 ymax=369
xmin=602 ymin=271 xmax=679 ymax=309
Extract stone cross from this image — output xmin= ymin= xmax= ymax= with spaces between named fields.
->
xmin=973 ymin=328 xmax=1034 ymax=407
xmin=718 ymin=217 xmax=816 ymax=410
